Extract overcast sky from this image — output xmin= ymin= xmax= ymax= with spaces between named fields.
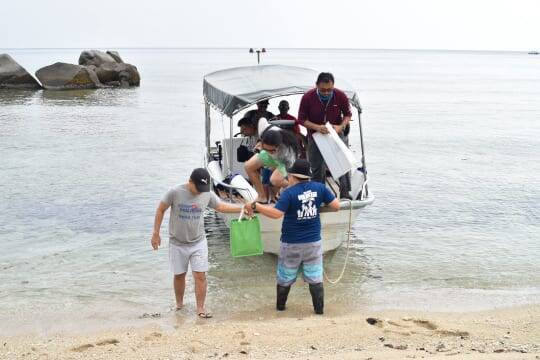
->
xmin=2 ymin=0 xmax=539 ymax=51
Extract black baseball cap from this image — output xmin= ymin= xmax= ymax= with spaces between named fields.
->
xmin=288 ymin=159 xmax=312 ymax=179
xmin=190 ymin=168 xmax=211 ymax=192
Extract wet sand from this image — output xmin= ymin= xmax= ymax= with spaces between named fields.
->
xmin=2 ymin=304 xmax=539 ymax=359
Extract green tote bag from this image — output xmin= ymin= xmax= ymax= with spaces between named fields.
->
xmin=229 ymin=212 xmax=263 ymax=257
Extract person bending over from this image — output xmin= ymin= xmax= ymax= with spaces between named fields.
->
xmin=244 ymin=128 xmax=298 ymax=203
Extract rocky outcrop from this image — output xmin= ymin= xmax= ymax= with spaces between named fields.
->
xmin=78 ymin=50 xmax=117 ymax=67
xmin=106 ymin=51 xmax=123 ymax=63
xmin=79 ymin=50 xmax=140 ymax=87
xmin=92 ymin=62 xmax=140 ymax=87
xmin=1 ymin=50 xmax=139 ymax=91
xmin=0 ymin=54 xmax=41 ymax=89
xmin=35 ymin=62 xmax=101 ymax=90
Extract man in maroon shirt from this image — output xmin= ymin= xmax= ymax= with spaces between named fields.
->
xmin=298 ymin=72 xmax=352 ymax=198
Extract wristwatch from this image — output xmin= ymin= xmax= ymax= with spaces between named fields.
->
xmin=251 ymin=202 xmax=257 ymax=210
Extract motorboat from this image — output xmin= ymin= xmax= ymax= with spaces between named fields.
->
xmin=202 ymin=65 xmax=374 ymax=254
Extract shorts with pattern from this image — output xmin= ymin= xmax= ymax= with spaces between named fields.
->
xmin=277 ymin=240 xmax=323 ymax=286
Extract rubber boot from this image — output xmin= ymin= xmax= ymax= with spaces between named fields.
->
xmin=276 ymin=284 xmax=291 ymax=311
xmin=309 ymin=283 xmax=324 ymax=314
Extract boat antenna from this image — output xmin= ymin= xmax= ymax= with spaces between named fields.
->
xmin=249 ymin=48 xmax=266 ymax=64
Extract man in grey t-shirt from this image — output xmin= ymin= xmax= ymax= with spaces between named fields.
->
xmin=151 ymin=168 xmax=250 ymax=318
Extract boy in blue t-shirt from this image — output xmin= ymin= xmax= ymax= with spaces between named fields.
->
xmin=250 ymin=159 xmax=340 ymax=314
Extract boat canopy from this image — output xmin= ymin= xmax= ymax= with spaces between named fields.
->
xmin=203 ymin=65 xmax=361 ymax=117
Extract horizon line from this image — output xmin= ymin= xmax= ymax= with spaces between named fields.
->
xmin=0 ymin=46 xmax=535 ymax=53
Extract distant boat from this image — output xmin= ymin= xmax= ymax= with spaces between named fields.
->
xmin=528 ymin=51 xmax=539 ymax=55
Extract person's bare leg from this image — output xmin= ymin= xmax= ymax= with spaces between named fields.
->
xmin=244 ymin=155 xmax=267 ymax=202
xmin=193 ymin=271 xmax=208 ymax=315
xmin=269 ymin=185 xmax=280 ymax=201
xmin=173 ymin=273 xmax=186 ymax=309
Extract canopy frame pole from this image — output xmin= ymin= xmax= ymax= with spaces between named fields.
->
xmin=357 ymin=108 xmax=369 ymax=197
xmin=204 ymin=100 xmax=211 ymax=160
xmin=229 ymin=116 xmax=234 ymax=176
xmin=228 ymin=116 xmax=234 ymax=199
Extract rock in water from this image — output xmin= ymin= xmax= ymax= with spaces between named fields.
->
xmin=0 ymin=54 xmax=41 ymax=89
xmin=106 ymin=51 xmax=124 ymax=63
xmin=78 ymin=50 xmax=116 ymax=67
xmin=35 ymin=62 xmax=101 ymax=90
xmin=79 ymin=50 xmax=140 ymax=87
xmin=95 ymin=62 xmax=140 ymax=87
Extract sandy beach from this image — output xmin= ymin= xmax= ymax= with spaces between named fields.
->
xmin=2 ymin=304 xmax=538 ymax=359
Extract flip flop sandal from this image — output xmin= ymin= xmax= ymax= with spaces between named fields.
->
xmin=168 ymin=305 xmax=183 ymax=312
xmin=198 ymin=312 xmax=213 ymax=319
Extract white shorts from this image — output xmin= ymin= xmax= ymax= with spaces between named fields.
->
xmin=168 ymin=240 xmax=209 ymax=274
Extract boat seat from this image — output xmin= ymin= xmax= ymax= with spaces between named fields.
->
xmin=206 ymin=160 xmax=258 ymax=202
